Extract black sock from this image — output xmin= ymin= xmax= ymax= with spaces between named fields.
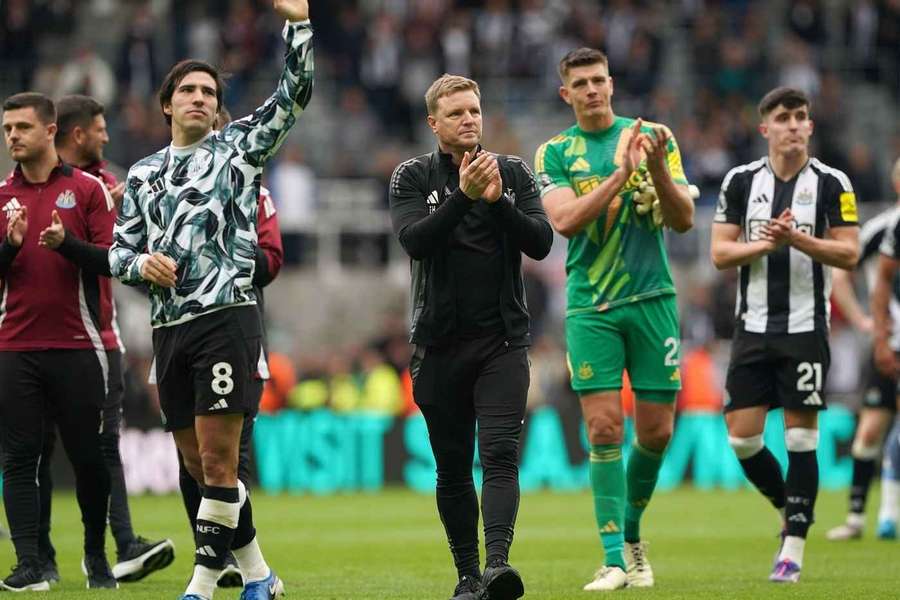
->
xmin=739 ymin=447 xmax=786 ymax=511
xmin=849 ymin=457 xmax=876 ymax=515
xmin=194 ymin=486 xmax=239 ymax=571
xmin=232 ymin=488 xmax=256 ymax=550
xmin=177 ymin=453 xmax=203 ymax=543
xmin=785 ymin=450 xmax=818 ymax=538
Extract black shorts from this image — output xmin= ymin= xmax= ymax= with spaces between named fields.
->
xmin=724 ymin=331 xmax=830 ymax=413
xmin=152 ymin=306 xmax=261 ymax=432
xmin=861 ymin=353 xmax=899 ymax=411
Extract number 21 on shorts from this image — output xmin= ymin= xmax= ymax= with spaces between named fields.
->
xmin=796 ymin=362 xmax=822 ymax=392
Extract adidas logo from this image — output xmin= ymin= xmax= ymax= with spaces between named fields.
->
xmin=788 ymin=513 xmax=808 ymax=523
xmin=802 ymin=392 xmax=823 ymax=406
xmin=208 ymin=398 xmax=229 ymax=411
xmin=426 ymin=190 xmax=439 ymax=205
xmin=569 ymin=157 xmax=591 ymax=172
xmin=600 ymin=520 xmax=620 ymax=534
xmin=3 ymin=197 xmax=22 ymax=218
xmin=196 ymin=545 xmax=217 ymax=558
xmin=751 ymin=193 xmax=769 ymax=204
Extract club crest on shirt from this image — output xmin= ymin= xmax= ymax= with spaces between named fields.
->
xmin=55 ymin=190 xmax=76 ymax=209
xmin=188 ymin=153 xmax=213 ymax=177
xmin=796 ymin=188 xmax=813 ymax=205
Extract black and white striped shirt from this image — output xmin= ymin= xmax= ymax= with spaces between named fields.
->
xmin=879 ymin=207 xmax=900 ymax=348
xmin=715 ymin=157 xmax=859 ymax=334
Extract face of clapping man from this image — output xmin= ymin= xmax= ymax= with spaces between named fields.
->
xmin=560 ymin=62 xmax=614 ymax=124
xmin=427 ymin=90 xmax=483 ymax=154
xmin=2 ymin=107 xmax=56 ymax=164
xmin=164 ymin=70 xmax=219 ymax=142
xmin=760 ymin=103 xmax=813 ymax=159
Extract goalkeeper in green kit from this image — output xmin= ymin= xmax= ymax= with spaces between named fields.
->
xmin=534 ymin=48 xmax=696 ymax=592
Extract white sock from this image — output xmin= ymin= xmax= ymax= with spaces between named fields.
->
xmin=778 ymin=535 xmax=806 ymax=567
xmin=233 ymin=536 xmax=270 ymax=583
xmin=185 ymin=565 xmax=219 ymax=599
xmin=878 ymin=480 xmax=900 ymax=523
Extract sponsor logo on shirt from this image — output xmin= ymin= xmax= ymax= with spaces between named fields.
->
xmin=55 ymin=190 xmax=76 ymax=209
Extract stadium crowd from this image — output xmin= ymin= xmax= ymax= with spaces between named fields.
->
xmin=0 ymin=0 xmax=897 ymax=433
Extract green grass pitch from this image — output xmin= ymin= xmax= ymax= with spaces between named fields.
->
xmin=0 ymin=487 xmax=896 ymax=598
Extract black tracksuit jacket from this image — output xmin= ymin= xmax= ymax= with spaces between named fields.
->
xmin=389 ymin=148 xmax=553 ymax=347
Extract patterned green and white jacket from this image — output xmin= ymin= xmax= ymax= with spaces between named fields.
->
xmin=109 ymin=20 xmax=313 ymax=328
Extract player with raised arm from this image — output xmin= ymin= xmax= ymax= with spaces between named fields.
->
xmin=175 ymin=107 xmax=285 ymax=590
xmin=711 ymin=87 xmax=859 ymax=583
xmin=108 ymin=2 xmax=312 ymax=599
xmin=535 ymin=48 xmax=695 ymax=592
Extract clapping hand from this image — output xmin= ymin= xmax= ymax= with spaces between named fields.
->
xmin=762 ymin=208 xmax=794 ymax=249
xmin=459 ymin=150 xmax=500 ymax=201
xmin=621 ymin=118 xmax=644 ymax=175
xmin=6 ymin=207 xmax=27 ymax=247
xmin=38 ymin=210 xmax=65 ymax=249
xmin=642 ymin=126 xmax=670 ymax=176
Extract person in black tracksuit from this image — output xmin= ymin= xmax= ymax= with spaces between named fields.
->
xmin=389 ymin=74 xmax=552 ymax=600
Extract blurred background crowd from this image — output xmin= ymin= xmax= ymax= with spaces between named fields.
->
xmin=1 ymin=0 xmax=899 ymax=429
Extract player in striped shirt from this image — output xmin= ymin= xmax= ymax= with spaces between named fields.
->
xmin=711 ymin=87 xmax=859 ymax=583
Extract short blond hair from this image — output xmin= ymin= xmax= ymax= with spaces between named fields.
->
xmin=893 ymin=157 xmax=900 ymax=185
xmin=425 ymin=74 xmax=480 ymax=116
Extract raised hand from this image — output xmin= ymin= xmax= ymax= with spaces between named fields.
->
xmin=38 ymin=210 xmax=65 ymax=249
xmin=459 ymin=150 xmax=499 ymax=201
xmin=6 ymin=207 xmax=28 ymax=247
xmin=140 ymin=252 xmax=178 ymax=288
xmin=273 ymin=0 xmax=309 ymax=21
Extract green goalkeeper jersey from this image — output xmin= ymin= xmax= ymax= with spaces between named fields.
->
xmin=534 ymin=116 xmax=689 ymax=315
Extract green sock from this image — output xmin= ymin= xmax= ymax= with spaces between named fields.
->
xmin=589 ymin=444 xmax=626 ymax=570
xmin=624 ymin=442 xmax=665 ymax=543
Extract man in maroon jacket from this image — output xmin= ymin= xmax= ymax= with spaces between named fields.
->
xmin=0 ymin=92 xmax=117 ymax=590
xmin=16 ymin=94 xmax=177 ymax=585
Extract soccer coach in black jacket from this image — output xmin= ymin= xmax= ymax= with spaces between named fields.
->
xmin=389 ymin=74 xmax=552 ymax=600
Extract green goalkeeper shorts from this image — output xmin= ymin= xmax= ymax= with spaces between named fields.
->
xmin=565 ymin=294 xmax=681 ymax=400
